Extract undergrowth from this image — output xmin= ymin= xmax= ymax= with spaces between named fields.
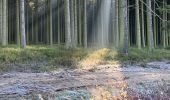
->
xmin=0 ymin=45 xmax=170 ymax=72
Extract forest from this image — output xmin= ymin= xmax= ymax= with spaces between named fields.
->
xmin=0 ymin=0 xmax=170 ymax=51
xmin=0 ymin=0 xmax=170 ymax=99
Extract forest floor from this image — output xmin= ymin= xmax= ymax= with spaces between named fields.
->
xmin=0 ymin=46 xmax=170 ymax=99
xmin=0 ymin=61 xmax=170 ymax=100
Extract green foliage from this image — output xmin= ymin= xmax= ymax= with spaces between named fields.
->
xmin=117 ymin=48 xmax=170 ymax=63
xmin=0 ymin=45 xmax=88 ymax=72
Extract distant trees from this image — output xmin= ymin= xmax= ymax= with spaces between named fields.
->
xmin=0 ymin=0 xmax=169 ymax=52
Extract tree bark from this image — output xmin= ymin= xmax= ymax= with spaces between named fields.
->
xmin=57 ymin=1 xmax=60 ymax=44
xmin=147 ymin=0 xmax=154 ymax=50
xmin=141 ymin=0 xmax=145 ymax=47
xmin=65 ymin=0 xmax=72 ymax=48
xmin=2 ymin=0 xmax=7 ymax=46
xmin=0 ymin=0 xmax=2 ymax=44
xmin=115 ymin=0 xmax=119 ymax=48
xmin=74 ymin=0 xmax=78 ymax=47
xmin=124 ymin=0 xmax=129 ymax=54
xmin=49 ymin=0 xmax=53 ymax=45
xmin=136 ymin=0 xmax=141 ymax=49
xmin=70 ymin=0 xmax=74 ymax=47
xmin=83 ymin=0 xmax=87 ymax=48
xmin=20 ymin=0 xmax=26 ymax=48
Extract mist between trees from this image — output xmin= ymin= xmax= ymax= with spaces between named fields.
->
xmin=0 ymin=0 xmax=169 ymax=53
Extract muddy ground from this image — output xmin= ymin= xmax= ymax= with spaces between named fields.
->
xmin=0 ymin=61 xmax=170 ymax=100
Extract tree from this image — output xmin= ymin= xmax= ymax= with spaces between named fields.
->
xmin=124 ymin=0 xmax=129 ymax=54
xmin=0 ymin=0 xmax=2 ymax=44
xmin=83 ymin=0 xmax=87 ymax=48
xmin=162 ymin=0 xmax=166 ymax=48
xmin=20 ymin=0 xmax=26 ymax=48
xmin=70 ymin=0 xmax=74 ymax=47
xmin=146 ymin=0 xmax=154 ymax=50
xmin=119 ymin=0 xmax=128 ymax=54
xmin=153 ymin=1 xmax=157 ymax=47
xmin=136 ymin=0 xmax=141 ymax=49
xmin=57 ymin=1 xmax=60 ymax=44
xmin=16 ymin=0 xmax=20 ymax=45
xmin=2 ymin=0 xmax=7 ymax=46
xmin=78 ymin=0 xmax=82 ymax=46
xmin=49 ymin=0 xmax=53 ymax=45
xmin=74 ymin=0 xmax=78 ymax=47
xmin=65 ymin=0 xmax=72 ymax=48
xmin=115 ymin=0 xmax=119 ymax=48
xmin=141 ymin=0 xmax=145 ymax=47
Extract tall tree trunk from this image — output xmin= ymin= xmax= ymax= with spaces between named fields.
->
xmin=20 ymin=0 xmax=26 ymax=48
xmin=6 ymin=0 xmax=8 ymax=45
xmin=119 ymin=0 xmax=124 ymax=49
xmin=83 ymin=0 xmax=87 ymax=48
xmin=78 ymin=0 xmax=82 ymax=46
xmin=31 ymin=12 xmax=34 ymax=43
xmin=141 ymin=0 xmax=145 ymax=47
xmin=147 ymin=0 xmax=154 ymax=50
xmin=162 ymin=0 xmax=166 ymax=48
xmin=46 ymin=1 xmax=49 ymax=44
xmin=165 ymin=0 xmax=168 ymax=46
xmin=70 ymin=0 xmax=74 ymax=47
xmin=35 ymin=11 xmax=38 ymax=44
xmin=115 ymin=0 xmax=119 ymax=48
xmin=65 ymin=0 xmax=72 ymax=48
xmin=2 ymin=0 xmax=7 ymax=46
xmin=57 ymin=1 xmax=60 ymax=44
xmin=119 ymin=0 xmax=128 ymax=54
xmin=0 ymin=0 xmax=2 ymax=44
xmin=74 ymin=0 xmax=78 ymax=47
xmin=136 ymin=0 xmax=141 ymax=49
xmin=49 ymin=0 xmax=53 ymax=45
xmin=124 ymin=0 xmax=129 ymax=54
xmin=153 ymin=1 xmax=157 ymax=47
xmin=26 ymin=7 xmax=29 ymax=44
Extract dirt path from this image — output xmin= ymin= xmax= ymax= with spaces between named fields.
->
xmin=0 ymin=61 xmax=170 ymax=99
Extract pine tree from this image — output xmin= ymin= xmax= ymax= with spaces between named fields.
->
xmin=0 ymin=0 xmax=2 ymax=44
xmin=147 ymin=0 xmax=154 ymax=50
xmin=83 ymin=0 xmax=87 ymax=48
xmin=136 ymin=0 xmax=141 ymax=49
xmin=16 ymin=0 xmax=20 ymax=45
xmin=65 ymin=0 xmax=72 ymax=48
xmin=20 ymin=0 xmax=26 ymax=48
xmin=49 ymin=0 xmax=53 ymax=45
xmin=2 ymin=0 xmax=7 ymax=46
